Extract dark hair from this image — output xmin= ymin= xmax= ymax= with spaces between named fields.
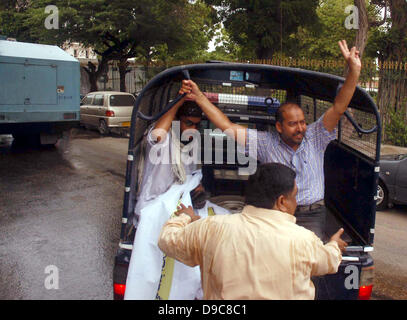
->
xmin=275 ymin=102 xmax=302 ymax=123
xmin=176 ymin=100 xmax=202 ymax=118
xmin=245 ymin=163 xmax=296 ymax=209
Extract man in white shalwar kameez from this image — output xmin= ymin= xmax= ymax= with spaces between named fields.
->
xmin=133 ymin=99 xmax=203 ymax=226
xmin=125 ymin=98 xmax=231 ymax=300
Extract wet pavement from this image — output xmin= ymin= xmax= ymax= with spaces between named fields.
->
xmin=0 ymin=129 xmax=127 ymax=299
xmin=371 ymin=206 xmax=407 ymax=300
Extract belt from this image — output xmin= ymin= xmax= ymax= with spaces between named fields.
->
xmin=295 ymin=200 xmax=325 ymax=213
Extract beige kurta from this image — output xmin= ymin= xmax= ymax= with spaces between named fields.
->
xmin=158 ymin=205 xmax=342 ymax=300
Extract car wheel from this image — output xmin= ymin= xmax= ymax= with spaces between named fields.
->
xmin=98 ymin=120 xmax=110 ymax=135
xmin=376 ymin=181 xmax=388 ymax=211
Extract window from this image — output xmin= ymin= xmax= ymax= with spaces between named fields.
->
xmin=109 ymin=95 xmax=135 ymax=106
xmin=82 ymin=95 xmax=94 ymax=105
xmin=92 ymin=94 xmax=104 ymax=106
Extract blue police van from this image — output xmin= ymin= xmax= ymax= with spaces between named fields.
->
xmin=113 ymin=63 xmax=378 ymax=300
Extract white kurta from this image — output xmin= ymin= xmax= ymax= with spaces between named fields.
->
xmin=134 ymin=126 xmax=198 ymax=226
xmin=124 ymin=171 xmax=230 ymax=300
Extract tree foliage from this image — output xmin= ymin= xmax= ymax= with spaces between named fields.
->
xmin=385 ymin=109 xmax=407 ymax=147
xmin=365 ymin=0 xmax=407 ymax=62
xmin=285 ymin=0 xmax=356 ymax=59
xmin=203 ymin=0 xmax=320 ymax=59
xmin=0 ymin=0 xmax=216 ymax=91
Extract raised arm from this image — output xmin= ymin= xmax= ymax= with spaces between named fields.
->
xmin=323 ymin=40 xmax=362 ymax=132
xmin=151 ymin=97 xmax=186 ymax=142
xmin=158 ymin=204 xmax=204 ymax=267
xmin=310 ymin=228 xmax=346 ymax=277
xmin=179 ymin=80 xmax=248 ymax=146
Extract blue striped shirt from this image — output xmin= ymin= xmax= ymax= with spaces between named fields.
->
xmin=246 ymin=115 xmax=337 ymax=205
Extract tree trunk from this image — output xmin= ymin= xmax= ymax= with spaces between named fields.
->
xmin=376 ymin=0 xmax=407 ymax=140
xmin=87 ymin=71 xmax=99 ymax=92
xmin=387 ymin=0 xmax=407 ymax=62
xmin=118 ymin=58 xmax=129 ymax=92
xmin=82 ymin=57 xmax=108 ymax=92
xmin=378 ymin=63 xmax=407 ymax=140
xmin=343 ymin=0 xmax=369 ymax=77
xmin=341 ymin=0 xmax=370 ymax=136
xmin=354 ymin=0 xmax=369 ymax=58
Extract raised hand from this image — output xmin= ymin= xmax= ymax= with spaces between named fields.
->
xmin=179 ymin=80 xmax=204 ymax=102
xmin=338 ymin=40 xmax=361 ymax=74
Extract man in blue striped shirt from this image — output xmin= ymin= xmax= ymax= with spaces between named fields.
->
xmin=179 ymin=40 xmax=361 ymax=241
xmin=243 ymin=110 xmax=336 ymax=240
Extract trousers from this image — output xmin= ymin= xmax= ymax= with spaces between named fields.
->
xmin=294 ymin=204 xmax=327 ymax=241
xmin=294 ymin=204 xmax=328 ymax=299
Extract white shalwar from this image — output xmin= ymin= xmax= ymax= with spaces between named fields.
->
xmin=124 ymin=170 xmax=230 ymax=300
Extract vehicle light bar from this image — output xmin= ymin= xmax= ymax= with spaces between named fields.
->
xmin=197 ymin=92 xmax=280 ymax=107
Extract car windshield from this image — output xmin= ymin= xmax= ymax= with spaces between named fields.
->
xmin=109 ymin=95 xmax=134 ymax=106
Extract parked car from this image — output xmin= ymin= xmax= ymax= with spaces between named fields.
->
xmin=113 ymin=63 xmax=379 ymax=300
xmin=80 ymin=91 xmax=135 ymax=135
xmin=377 ymin=153 xmax=407 ymax=210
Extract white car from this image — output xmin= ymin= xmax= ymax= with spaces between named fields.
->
xmin=80 ymin=91 xmax=135 ymax=135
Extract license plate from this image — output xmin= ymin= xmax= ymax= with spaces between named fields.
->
xmin=121 ymin=122 xmax=130 ymax=127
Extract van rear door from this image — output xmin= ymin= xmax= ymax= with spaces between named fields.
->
xmin=0 ymin=63 xmax=57 ymax=107
xmin=323 ymin=104 xmax=379 ymax=247
xmin=24 ymin=64 xmax=57 ymax=105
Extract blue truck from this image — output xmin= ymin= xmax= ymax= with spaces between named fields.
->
xmin=0 ymin=39 xmax=80 ymax=145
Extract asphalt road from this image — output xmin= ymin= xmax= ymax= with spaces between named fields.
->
xmin=0 ymin=129 xmax=127 ymax=299
xmin=371 ymin=206 xmax=407 ymax=300
xmin=371 ymin=144 xmax=407 ymax=300
xmin=1 ymin=129 xmax=406 ymax=300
